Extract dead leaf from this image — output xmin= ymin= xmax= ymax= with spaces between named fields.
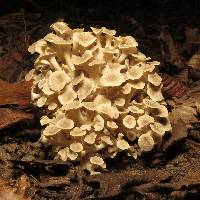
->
xmin=160 ymin=31 xmax=185 ymax=70
xmin=170 ymin=105 xmax=198 ymax=125
xmin=161 ymin=73 xmax=188 ymax=98
xmin=0 ymin=49 xmax=23 ymax=82
xmin=0 ymin=79 xmax=32 ymax=107
xmin=162 ymin=119 xmax=188 ymax=151
xmin=0 ymin=108 xmax=34 ymax=129
xmin=0 ymin=31 xmax=30 ymax=82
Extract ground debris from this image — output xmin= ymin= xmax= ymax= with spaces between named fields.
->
xmin=0 ymin=175 xmax=31 ymax=200
xmin=85 ymin=169 xmax=170 ymax=198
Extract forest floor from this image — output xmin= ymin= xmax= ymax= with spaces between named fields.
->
xmin=0 ymin=1 xmax=199 ymax=199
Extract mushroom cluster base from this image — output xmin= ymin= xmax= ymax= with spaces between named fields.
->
xmin=26 ymin=22 xmax=171 ymax=174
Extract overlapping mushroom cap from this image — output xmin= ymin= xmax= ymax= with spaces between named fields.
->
xmin=26 ymin=22 xmax=171 ymax=174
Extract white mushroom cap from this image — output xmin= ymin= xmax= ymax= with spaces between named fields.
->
xmin=48 ymin=102 xmax=57 ymax=110
xmin=43 ymin=125 xmax=61 ymax=136
xmin=138 ymin=132 xmax=155 ymax=152
xmin=82 ymin=102 xmax=96 ymax=111
xmin=50 ymin=22 xmax=72 ymax=35
xmin=91 ymin=27 xmax=102 ymax=35
xmin=77 ymin=78 xmax=95 ymax=101
xmin=67 ymin=151 xmax=78 ymax=160
xmin=107 ymin=121 xmax=118 ymax=129
xmin=137 ymin=114 xmax=154 ymax=128
xmin=28 ymin=39 xmax=47 ymax=54
xmin=101 ymin=136 xmax=113 ymax=145
xmin=148 ymin=72 xmax=162 ymax=86
xmin=117 ymin=139 xmax=130 ymax=150
xmin=40 ymin=116 xmax=50 ymax=125
xmin=114 ymin=97 xmax=125 ymax=107
xmin=44 ymin=33 xmax=72 ymax=45
xmin=150 ymin=120 xmax=171 ymax=136
xmin=94 ymin=95 xmax=111 ymax=105
xmin=36 ymin=96 xmax=47 ymax=107
xmin=140 ymin=62 xmax=155 ymax=72
xmin=122 ymin=81 xmax=145 ymax=94
xmin=102 ymin=27 xmax=116 ymax=36
xmin=130 ymin=52 xmax=149 ymax=60
xmin=57 ymin=147 xmax=69 ymax=161
xmin=70 ymin=142 xmax=83 ymax=153
xmin=56 ymin=118 xmax=74 ymax=129
xmin=49 ymin=71 xmax=71 ymax=92
xmin=104 ymin=63 xmax=125 ymax=73
xmin=147 ymin=83 xmax=164 ymax=102
xmin=62 ymin=100 xmax=81 ymax=111
xmin=70 ymin=127 xmax=87 ymax=137
xmin=93 ymin=115 xmax=104 ymax=131
xmin=128 ymin=105 xmax=144 ymax=114
xmin=90 ymin=156 xmax=105 ymax=166
xmin=80 ymin=124 xmax=91 ymax=131
xmin=58 ymin=84 xmax=77 ymax=105
xmin=100 ymin=72 xmax=124 ymax=87
xmin=97 ymin=104 xmax=115 ymax=118
xmin=143 ymin=98 xmax=160 ymax=108
xmin=73 ymin=32 xmax=96 ymax=47
xmin=123 ymin=115 xmax=136 ymax=129
xmin=118 ymin=36 xmax=138 ymax=49
xmin=84 ymin=132 xmax=97 ymax=144
xmin=125 ymin=66 xmax=143 ymax=80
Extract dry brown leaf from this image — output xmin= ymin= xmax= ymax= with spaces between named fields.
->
xmin=162 ymin=119 xmax=188 ymax=151
xmin=169 ymin=105 xmax=198 ymax=125
xmin=0 ymin=32 xmax=29 ymax=82
xmin=0 ymin=80 xmax=32 ymax=107
xmin=161 ymin=73 xmax=188 ymax=98
xmin=0 ymin=49 xmax=23 ymax=82
xmin=160 ymin=31 xmax=185 ymax=70
xmin=0 ymin=108 xmax=34 ymax=129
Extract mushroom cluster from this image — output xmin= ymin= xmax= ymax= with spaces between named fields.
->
xmin=26 ymin=22 xmax=171 ymax=174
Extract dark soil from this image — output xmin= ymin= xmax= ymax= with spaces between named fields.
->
xmin=0 ymin=1 xmax=199 ymax=199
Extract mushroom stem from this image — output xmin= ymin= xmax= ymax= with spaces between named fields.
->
xmin=49 ymin=56 xmax=62 ymax=71
xmin=105 ymin=37 xmax=112 ymax=48
xmin=117 ymin=52 xmax=127 ymax=63
xmin=63 ymin=48 xmax=75 ymax=72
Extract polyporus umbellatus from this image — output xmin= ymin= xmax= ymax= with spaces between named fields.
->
xmin=26 ymin=22 xmax=171 ymax=174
